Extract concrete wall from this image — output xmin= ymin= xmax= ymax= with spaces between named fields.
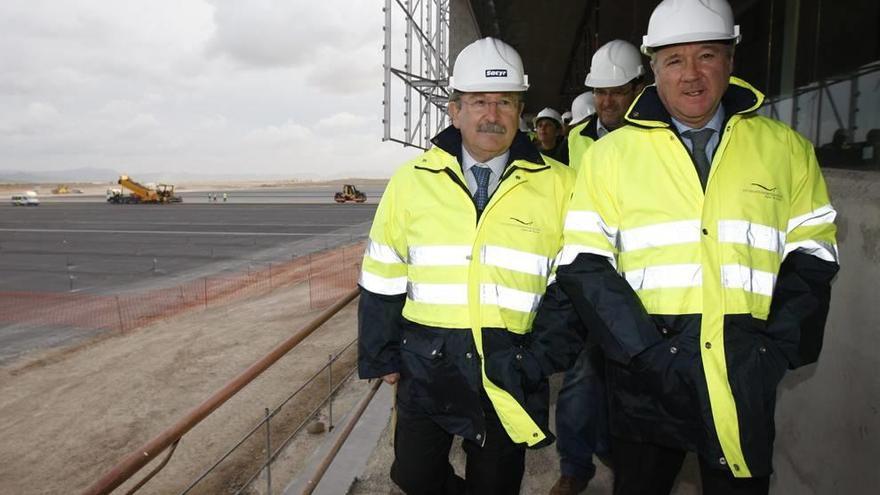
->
xmin=771 ymin=168 xmax=880 ymax=493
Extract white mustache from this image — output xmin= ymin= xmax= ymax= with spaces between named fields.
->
xmin=477 ymin=123 xmax=507 ymax=134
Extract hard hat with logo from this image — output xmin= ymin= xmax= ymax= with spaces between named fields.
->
xmin=584 ymin=40 xmax=644 ymax=88
xmin=448 ymin=37 xmax=529 ymax=92
xmin=570 ymin=92 xmax=596 ymax=123
xmin=533 ymin=107 xmax=563 ymax=127
xmin=642 ymin=0 xmax=740 ymax=55
xmin=561 ymin=111 xmax=573 ymax=123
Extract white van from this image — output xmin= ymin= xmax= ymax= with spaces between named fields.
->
xmin=11 ymin=191 xmax=40 ymax=206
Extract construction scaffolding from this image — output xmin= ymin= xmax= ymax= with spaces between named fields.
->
xmin=382 ymin=0 xmax=450 ymax=150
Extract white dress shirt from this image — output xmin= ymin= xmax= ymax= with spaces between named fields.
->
xmin=461 ymin=146 xmax=509 ymax=198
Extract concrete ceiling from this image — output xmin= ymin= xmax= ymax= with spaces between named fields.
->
xmin=466 ymin=0 xmax=593 ymax=115
xmin=462 ymin=0 xmax=880 ymax=116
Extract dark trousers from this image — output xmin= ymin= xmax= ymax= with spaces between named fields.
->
xmin=390 ymin=404 xmax=525 ymax=495
xmin=611 ymin=436 xmax=770 ymax=495
xmin=555 ymin=344 xmax=609 ymax=480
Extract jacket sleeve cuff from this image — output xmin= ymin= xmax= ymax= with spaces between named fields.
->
xmin=557 ymin=253 xmax=662 ymax=365
xmin=766 ymin=251 xmax=839 ymax=368
xmin=357 ymin=287 xmax=405 ymax=378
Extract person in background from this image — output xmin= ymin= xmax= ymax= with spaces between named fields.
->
xmin=358 ymin=37 xmax=576 ymax=495
xmin=566 ymin=91 xmax=595 ymax=173
xmin=561 ymin=110 xmax=573 ymax=136
xmin=550 ymin=38 xmax=646 ymax=495
xmin=533 ymin=107 xmax=569 ymax=165
xmin=568 ymin=40 xmax=645 ymax=172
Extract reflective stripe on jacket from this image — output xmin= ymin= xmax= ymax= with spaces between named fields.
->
xmin=359 ymin=126 xmax=575 ymax=447
xmin=560 ymin=77 xmax=839 ymax=477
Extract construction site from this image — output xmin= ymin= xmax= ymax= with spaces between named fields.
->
xmin=0 ymin=1 xmax=878 ymax=494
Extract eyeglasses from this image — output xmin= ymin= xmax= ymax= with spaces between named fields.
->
xmin=458 ymin=97 xmax=520 ymax=114
xmin=593 ymin=86 xmax=634 ymax=98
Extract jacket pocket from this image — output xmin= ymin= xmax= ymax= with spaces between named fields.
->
xmin=727 ymin=314 xmax=788 ymax=388
xmin=399 ymin=327 xmax=476 ymax=415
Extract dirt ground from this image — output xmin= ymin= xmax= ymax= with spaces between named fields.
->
xmin=0 ymin=280 xmax=360 ymax=495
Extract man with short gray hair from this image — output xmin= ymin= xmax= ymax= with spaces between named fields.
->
xmin=521 ymin=0 xmax=839 ymax=493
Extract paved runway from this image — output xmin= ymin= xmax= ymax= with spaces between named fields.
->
xmin=0 ymin=201 xmax=378 ymax=294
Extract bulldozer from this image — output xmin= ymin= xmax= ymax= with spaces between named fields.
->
xmin=108 ymin=175 xmax=182 ymax=204
xmin=334 ymin=184 xmax=367 ymax=203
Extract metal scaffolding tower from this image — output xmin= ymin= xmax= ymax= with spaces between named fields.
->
xmin=383 ymin=0 xmax=450 ymax=150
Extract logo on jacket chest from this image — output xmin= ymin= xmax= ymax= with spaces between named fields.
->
xmin=504 ymin=216 xmax=542 ymax=234
xmin=742 ymin=182 xmax=783 ymax=202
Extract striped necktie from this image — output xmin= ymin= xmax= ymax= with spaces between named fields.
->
xmin=471 ymin=165 xmax=491 ymax=210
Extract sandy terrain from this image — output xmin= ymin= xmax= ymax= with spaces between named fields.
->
xmin=0 ymin=279 xmax=361 ymax=494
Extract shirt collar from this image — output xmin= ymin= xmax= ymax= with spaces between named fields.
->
xmin=671 ymin=104 xmax=726 ymax=135
xmin=596 ymin=117 xmax=611 ymax=138
xmin=461 ymin=146 xmax=509 ymax=177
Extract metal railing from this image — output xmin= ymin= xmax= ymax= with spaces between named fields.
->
xmin=82 ymin=287 xmax=361 ymax=495
xmin=300 ymin=379 xmax=383 ymax=495
xmin=180 ymin=339 xmax=358 ymax=495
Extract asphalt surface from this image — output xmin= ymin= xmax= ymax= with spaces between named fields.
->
xmin=0 ymin=201 xmax=378 ymax=294
xmin=0 ymin=197 xmax=379 ymax=363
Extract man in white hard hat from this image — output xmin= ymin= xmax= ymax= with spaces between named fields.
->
xmin=568 ymin=39 xmax=646 ymax=172
xmin=550 ymin=39 xmax=645 ymax=495
xmin=533 ymin=107 xmax=569 ymax=164
xmin=358 ymin=37 xmax=575 ymax=494
xmin=526 ymin=0 xmax=839 ymax=494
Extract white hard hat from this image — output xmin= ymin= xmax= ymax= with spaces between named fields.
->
xmin=448 ymin=37 xmax=529 ymax=92
xmin=534 ymin=107 xmax=563 ymax=127
xmin=571 ymin=92 xmax=596 ymax=123
xmin=584 ymin=40 xmax=644 ymax=88
xmin=641 ymin=0 xmax=740 ymax=55
xmin=561 ymin=111 xmax=573 ymax=123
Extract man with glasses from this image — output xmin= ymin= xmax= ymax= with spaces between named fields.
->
xmin=568 ymin=40 xmax=646 ymax=172
xmin=358 ymin=37 xmax=575 ymax=494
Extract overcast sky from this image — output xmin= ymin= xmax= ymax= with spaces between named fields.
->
xmin=0 ymin=0 xmax=422 ymax=179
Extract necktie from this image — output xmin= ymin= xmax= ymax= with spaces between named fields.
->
xmin=684 ymin=128 xmax=714 ymax=190
xmin=471 ymin=166 xmax=491 ymax=210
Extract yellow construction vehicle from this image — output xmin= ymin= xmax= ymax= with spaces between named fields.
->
xmin=334 ymin=184 xmax=367 ymax=203
xmin=109 ymin=175 xmax=182 ymax=204
xmin=52 ymin=184 xmax=70 ymax=194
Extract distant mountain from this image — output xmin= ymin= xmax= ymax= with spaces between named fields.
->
xmin=0 ymin=167 xmax=120 ymax=183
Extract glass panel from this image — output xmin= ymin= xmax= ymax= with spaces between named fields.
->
xmin=855 ymin=69 xmax=880 ymax=142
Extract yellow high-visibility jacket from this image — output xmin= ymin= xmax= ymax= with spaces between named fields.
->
xmin=554 ymin=77 xmax=839 ymax=477
xmin=358 ymin=127 xmax=575 ymax=447
xmin=567 ymin=116 xmax=599 ymax=172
